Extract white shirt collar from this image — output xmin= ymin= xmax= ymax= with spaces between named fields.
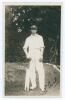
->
xmin=31 ymin=33 xmax=38 ymax=37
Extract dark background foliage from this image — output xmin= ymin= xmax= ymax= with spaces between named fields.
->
xmin=5 ymin=6 xmax=61 ymax=65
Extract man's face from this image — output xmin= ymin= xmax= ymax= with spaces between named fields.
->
xmin=31 ymin=29 xmax=37 ymax=35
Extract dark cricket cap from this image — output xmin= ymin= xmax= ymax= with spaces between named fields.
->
xmin=31 ymin=25 xmax=37 ymax=30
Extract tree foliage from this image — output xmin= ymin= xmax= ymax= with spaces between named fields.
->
xmin=5 ymin=6 xmax=61 ymax=64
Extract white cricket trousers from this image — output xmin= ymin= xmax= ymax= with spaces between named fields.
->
xmin=25 ymin=59 xmax=45 ymax=91
xmin=25 ymin=59 xmax=36 ymax=91
xmin=35 ymin=60 xmax=45 ymax=91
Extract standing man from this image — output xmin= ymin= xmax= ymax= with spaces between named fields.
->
xmin=23 ymin=25 xmax=45 ymax=91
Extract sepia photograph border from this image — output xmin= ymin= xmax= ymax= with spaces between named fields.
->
xmin=2 ymin=1 xmax=63 ymax=98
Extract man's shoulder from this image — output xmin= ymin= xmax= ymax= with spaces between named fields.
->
xmin=26 ymin=35 xmax=31 ymax=41
xmin=36 ymin=34 xmax=43 ymax=39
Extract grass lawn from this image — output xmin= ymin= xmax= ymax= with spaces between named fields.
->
xmin=5 ymin=62 xmax=60 ymax=96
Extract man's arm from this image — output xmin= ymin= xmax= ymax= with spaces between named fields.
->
xmin=40 ymin=46 xmax=45 ymax=56
xmin=23 ymin=38 xmax=30 ymax=59
xmin=39 ymin=36 xmax=45 ymax=62
xmin=23 ymin=47 xmax=28 ymax=57
xmin=40 ymin=36 xmax=45 ymax=56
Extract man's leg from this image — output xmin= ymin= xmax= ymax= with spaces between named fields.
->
xmin=36 ymin=61 xmax=45 ymax=91
xmin=24 ymin=68 xmax=30 ymax=91
xmin=29 ymin=60 xmax=36 ymax=89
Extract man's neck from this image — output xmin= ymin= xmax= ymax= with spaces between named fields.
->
xmin=31 ymin=33 xmax=37 ymax=36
